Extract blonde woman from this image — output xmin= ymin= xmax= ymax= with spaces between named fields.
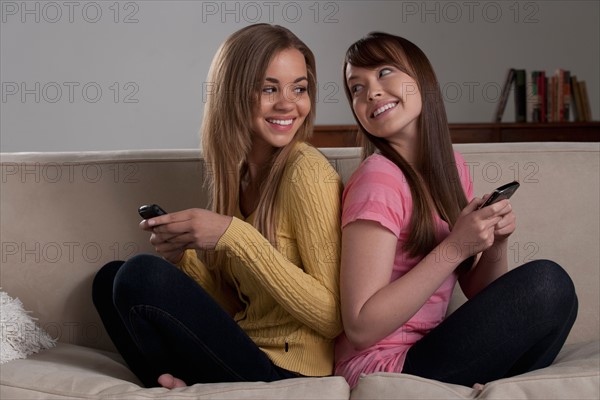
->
xmin=93 ymin=24 xmax=342 ymax=388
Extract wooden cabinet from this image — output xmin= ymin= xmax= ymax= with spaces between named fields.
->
xmin=309 ymin=122 xmax=600 ymax=147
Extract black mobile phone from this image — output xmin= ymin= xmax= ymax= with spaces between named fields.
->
xmin=478 ymin=181 xmax=520 ymax=209
xmin=138 ymin=204 xmax=168 ymax=219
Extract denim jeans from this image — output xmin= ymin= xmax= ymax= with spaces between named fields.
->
xmin=92 ymin=254 xmax=298 ymax=388
xmin=403 ymin=259 xmax=578 ymax=386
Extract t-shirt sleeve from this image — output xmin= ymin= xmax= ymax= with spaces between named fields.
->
xmin=341 ymin=156 xmax=408 ymax=238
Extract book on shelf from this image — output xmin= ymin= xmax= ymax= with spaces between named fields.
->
xmin=514 ymin=69 xmax=527 ymax=123
xmin=549 ymin=75 xmax=557 ymax=123
xmin=494 ymin=68 xmax=592 ymax=122
xmin=571 ymin=77 xmax=592 ymax=122
xmin=555 ymin=69 xmax=571 ymax=122
xmin=538 ymin=71 xmax=547 ymax=122
xmin=528 ymin=71 xmax=541 ymax=123
xmin=571 ymin=76 xmax=583 ymax=121
xmin=493 ymin=68 xmax=515 ymax=122
xmin=580 ymin=81 xmax=592 ymax=121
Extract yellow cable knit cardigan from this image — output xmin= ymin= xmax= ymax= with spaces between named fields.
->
xmin=176 ymin=142 xmax=343 ymax=377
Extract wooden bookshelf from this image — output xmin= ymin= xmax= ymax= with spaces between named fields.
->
xmin=309 ymin=122 xmax=600 ymax=147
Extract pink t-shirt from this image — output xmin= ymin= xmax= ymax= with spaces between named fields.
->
xmin=334 ymin=152 xmax=473 ymax=388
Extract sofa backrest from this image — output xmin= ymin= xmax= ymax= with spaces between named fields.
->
xmin=1 ymin=142 xmax=598 ymax=352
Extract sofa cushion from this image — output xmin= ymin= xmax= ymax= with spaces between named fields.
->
xmin=0 ymin=342 xmax=350 ymax=399
xmin=477 ymin=340 xmax=599 ymax=399
xmin=349 ymin=341 xmax=599 ymax=399
xmin=350 ymin=373 xmax=476 ymax=399
xmin=0 ymin=150 xmax=209 ymax=353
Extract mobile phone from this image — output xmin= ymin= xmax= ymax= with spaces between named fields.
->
xmin=478 ymin=181 xmax=520 ymax=209
xmin=138 ymin=204 xmax=168 ymax=219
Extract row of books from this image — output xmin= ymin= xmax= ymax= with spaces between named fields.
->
xmin=494 ymin=68 xmax=592 ymax=123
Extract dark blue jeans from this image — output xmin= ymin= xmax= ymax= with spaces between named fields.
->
xmin=92 ymin=254 xmax=298 ymax=388
xmin=403 ymin=259 xmax=578 ymax=387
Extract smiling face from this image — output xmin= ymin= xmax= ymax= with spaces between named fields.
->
xmin=250 ymin=48 xmax=311 ymax=160
xmin=346 ymin=63 xmax=422 ymax=146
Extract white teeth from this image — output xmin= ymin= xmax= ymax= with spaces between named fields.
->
xmin=267 ymin=119 xmax=293 ymax=126
xmin=373 ymin=103 xmax=397 ymax=117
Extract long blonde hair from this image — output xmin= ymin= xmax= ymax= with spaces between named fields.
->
xmin=202 ymin=24 xmax=317 ymax=247
xmin=343 ymin=32 xmax=468 ymax=259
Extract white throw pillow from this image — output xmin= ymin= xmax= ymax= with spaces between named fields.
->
xmin=0 ymin=290 xmax=56 ymax=364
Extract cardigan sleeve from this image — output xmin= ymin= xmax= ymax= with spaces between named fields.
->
xmin=176 ymin=249 xmax=241 ymax=316
xmin=176 ymin=249 xmax=214 ymax=288
xmin=215 ymin=145 xmax=343 ymax=339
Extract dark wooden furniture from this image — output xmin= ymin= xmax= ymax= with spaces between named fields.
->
xmin=309 ymin=122 xmax=600 ymax=147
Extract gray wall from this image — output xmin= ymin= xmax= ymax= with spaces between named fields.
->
xmin=1 ymin=0 xmax=598 ymax=151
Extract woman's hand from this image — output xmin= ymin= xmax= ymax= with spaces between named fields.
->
xmin=458 ymin=197 xmax=515 ymax=297
xmin=490 ymin=199 xmax=516 ymax=242
xmin=446 ymin=198 xmax=510 ymax=262
xmin=139 ymin=208 xmax=233 ymax=263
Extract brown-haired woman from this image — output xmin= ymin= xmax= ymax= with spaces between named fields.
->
xmin=92 ymin=24 xmax=342 ymax=388
xmin=334 ymin=32 xmax=577 ymax=388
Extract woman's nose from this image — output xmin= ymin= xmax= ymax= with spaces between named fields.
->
xmin=368 ymin=85 xmax=383 ymax=101
xmin=273 ymin=89 xmax=296 ymax=110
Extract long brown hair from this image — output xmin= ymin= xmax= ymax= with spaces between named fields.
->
xmin=343 ymin=32 xmax=467 ymax=258
xmin=202 ymin=24 xmax=317 ymax=246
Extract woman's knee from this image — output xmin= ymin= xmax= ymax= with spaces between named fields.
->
xmin=114 ymin=254 xmax=171 ymax=287
xmin=112 ymin=254 xmax=181 ymax=303
xmin=523 ymin=259 xmax=574 ymax=290
xmin=519 ymin=259 xmax=577 ymax=313
xmin=92 ymin=260 xmax=125 ymax=307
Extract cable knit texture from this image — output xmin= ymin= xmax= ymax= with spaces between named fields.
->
xmin=177 ymin=142 xmax=343 ymax=377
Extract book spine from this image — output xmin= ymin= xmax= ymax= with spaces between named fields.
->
xmin=550 ymin=75 xmax=557 ymax=122
xmin=570 ymin=76 xmax=581 ymax=122
xmin=580 ymin=81 xmax=592 ymax=121
xmin=539 ymin=71 xmax=547 ymax=123
xmin=514 ymin=69 xmax=527 ymax=122
xmin=494 ymin=68 xmax=515 ymax=122
xmin=530 ymin=71 xmax=540 ymax=123
xmin=556 ymin=69 xmax=565 ymax=122
xmin=563 ymin=70 xmax=571 ymax=121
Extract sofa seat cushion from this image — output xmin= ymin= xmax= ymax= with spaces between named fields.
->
xmin=478 ymin=340 xmax=599 ymax=399
xmin=350 ymin=341 xmax=599 ymax=399
xmin=0 ymin=342 xmax=350 ymax=399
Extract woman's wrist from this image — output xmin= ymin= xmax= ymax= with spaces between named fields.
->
xmin=430 ymin=237 xmax=471 ymax=271
xmin=167 ymin=250 xmax=185 ymax=265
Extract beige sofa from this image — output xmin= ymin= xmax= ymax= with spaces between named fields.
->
xmin=1 ymin=142 xmax=599 ymax=399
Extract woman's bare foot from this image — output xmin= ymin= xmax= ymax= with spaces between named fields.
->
xmin=157 ymin=373 xmax=187 ymax=389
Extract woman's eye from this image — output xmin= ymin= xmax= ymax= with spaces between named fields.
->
xmin=263 ymin=86 xmax=276 ymax=94
xmin=350 ymin=84 xmax=363 ymax=94
xmin=294 ymin=86 xmax=307 ymax=94
xmin=379 ymin=68 xmax=392 ymax=77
